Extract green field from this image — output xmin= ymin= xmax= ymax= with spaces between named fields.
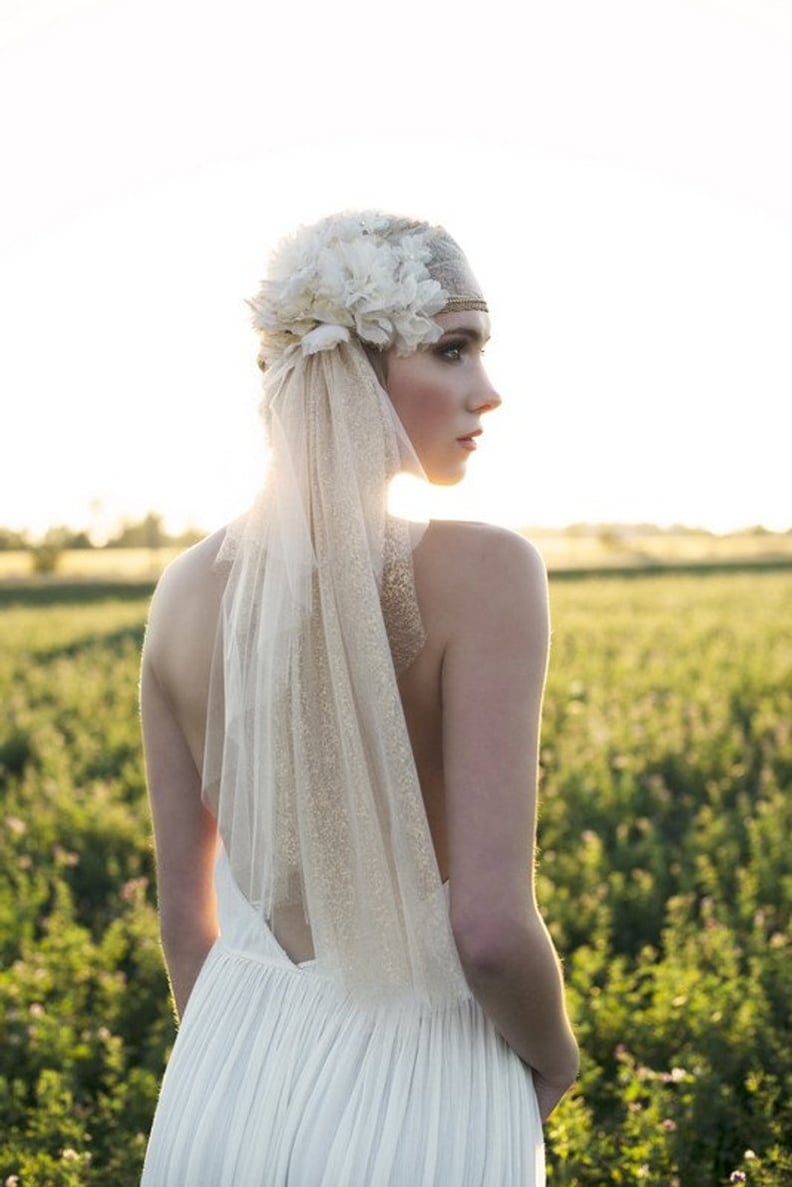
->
xmin=0 ymin=571 xmax=790 ymax=1185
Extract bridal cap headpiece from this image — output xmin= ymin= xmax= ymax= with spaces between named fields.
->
xmin=204 ymin=212 xmax=484 ymax=1004
xmin=248 ymin=210 xmax=488 ymax=367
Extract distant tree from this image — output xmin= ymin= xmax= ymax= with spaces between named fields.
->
xmin=0 ymin=527 xmax=29 ymax=551
xmin=29 ymin=526 xmax=72 ymax=575
xmin=143 ymin=511 xmax=164 ymax=550
xmin=105 ymin=512 xmax=165 ymax=549
xmin=170 ymin=526 xmax=206 ymax=548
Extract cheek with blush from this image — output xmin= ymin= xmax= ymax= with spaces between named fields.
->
xmin=383 ymin=351 xmax=471 ymax=485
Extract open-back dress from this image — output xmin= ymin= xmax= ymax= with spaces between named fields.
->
xmin=140 ymin=847 xmax=544 ymax=1184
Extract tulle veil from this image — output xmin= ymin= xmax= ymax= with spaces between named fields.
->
xmin=202 ymin=339 xmax=467 ymax=1003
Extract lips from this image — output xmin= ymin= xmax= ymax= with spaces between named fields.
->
xmin=457 ymin=429 xmax=482 ymax=451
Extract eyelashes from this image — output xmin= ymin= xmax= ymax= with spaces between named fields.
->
xmin=436 ymin=340 xmax=486 ymax=362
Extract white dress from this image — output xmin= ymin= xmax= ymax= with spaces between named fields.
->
xmin=141 ymin=848 xmax=545 ymax=1185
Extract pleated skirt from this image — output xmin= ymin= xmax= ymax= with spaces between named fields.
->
xmin=141 ymin=852 xmax=545 ymax=1185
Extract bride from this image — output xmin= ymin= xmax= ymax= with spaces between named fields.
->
xmin=139 ymin=211 xmax=578 ymax=1185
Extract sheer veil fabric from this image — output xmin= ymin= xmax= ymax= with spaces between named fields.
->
xmin=203 ymin=339 xmax=467 ymax=1004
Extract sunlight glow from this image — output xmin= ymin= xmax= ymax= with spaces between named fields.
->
xmin=1 ymin=0 xmax=790 ymax=538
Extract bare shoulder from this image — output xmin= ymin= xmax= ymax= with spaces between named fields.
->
xmin=156 ymin=526 xmax=227 ymax=591
xmin=144 ymin=528 xmax=229 ymax=693
xmin=418 ymin=520 xmax=548 ymax=624
xmin=421 ymin=518 xmax=545 ymax=573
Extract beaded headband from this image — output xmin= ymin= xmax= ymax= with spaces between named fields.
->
xmin=441 ymin=295 xmax=489 ymax=312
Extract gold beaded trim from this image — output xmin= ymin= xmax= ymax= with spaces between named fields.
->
xmin=441 ymin=296 xmax=489 ymax=312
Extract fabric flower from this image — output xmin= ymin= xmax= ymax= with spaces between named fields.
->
xmin=249 ymin=213 xmax=449 ymax=366
xmin=301 ymin=323 xmax=351 ymax=355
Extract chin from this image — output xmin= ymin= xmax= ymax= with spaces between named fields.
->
xmin=426 ymin=468 xmax=467 ymax=487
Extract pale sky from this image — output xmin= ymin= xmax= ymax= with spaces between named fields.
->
xmin=1 ymin=0 xmax=791 ymax=538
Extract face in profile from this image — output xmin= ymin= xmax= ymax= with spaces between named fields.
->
xmin=383 ymin=311 xmax=501 ymax=485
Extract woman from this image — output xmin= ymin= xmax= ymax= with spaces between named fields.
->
xmin=140 ymin=211 xmax=578 ymax=1185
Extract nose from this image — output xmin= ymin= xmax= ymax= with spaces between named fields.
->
xmin=470 ymin=368 xmax=502 ymax=413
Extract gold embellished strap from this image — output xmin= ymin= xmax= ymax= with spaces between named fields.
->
xmin=441 ymin=296 xmax=489 ymax=312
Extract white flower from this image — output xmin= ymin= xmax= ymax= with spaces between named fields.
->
xmin=301 ymin=323 xmax=351 ymax=355
xmin=249 ymin=214 xmax=448 ymax=365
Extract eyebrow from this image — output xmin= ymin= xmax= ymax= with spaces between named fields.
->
xmin=438 ymin=326 xmax=490 ymax=345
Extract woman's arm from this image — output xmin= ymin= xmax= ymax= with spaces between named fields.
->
xmin=442 ymin=528 xmax=578 ymax=1116
xmin=140 ymin=561 xmax=220 ymax=1020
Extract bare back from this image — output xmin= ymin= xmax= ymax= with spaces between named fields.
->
xmin=145 ymin=518 xmax=546 ymax=895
